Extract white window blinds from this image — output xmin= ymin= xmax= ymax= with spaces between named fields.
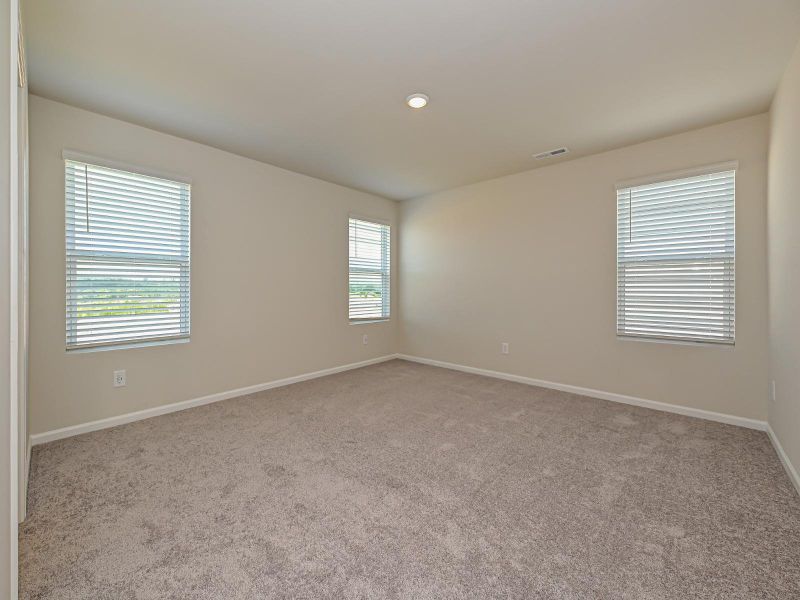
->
xmin=65 ymin=158 xmax=191 ymax=350
xmin=617 ymin=166 xmax=735 ymax=344
xmin=349 ymin=218 xmax=390 ymax=321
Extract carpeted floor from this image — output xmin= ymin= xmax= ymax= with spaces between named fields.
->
xmin=19 ymin=359 xmax=800 ymax=599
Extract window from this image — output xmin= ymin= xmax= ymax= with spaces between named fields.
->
xmin=65 ymin=156 xmax=190 ymax=350
xmin=616 ymin=165 xmax=735 ymax=344
xmin=349 ymin=217 xmax=390 ymax=321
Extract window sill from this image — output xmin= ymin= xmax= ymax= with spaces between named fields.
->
xmin=616 ymin=335 xmax=734 ymax=349
xmin=349 ymin=319 xmax=390 ymax=325
xmin=67 ymin=337 xmax=190 ymax=354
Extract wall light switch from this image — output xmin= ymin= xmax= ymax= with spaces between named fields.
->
xmin=362 ymin=334 xmax=369 ymax=345
xmin=501 ymin=342 xmax=509 ymax=355
xmin=113 ymin=369 xmax=127 ymax=387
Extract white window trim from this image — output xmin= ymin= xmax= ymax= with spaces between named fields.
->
xmin=348 ymin=212 xmax=391 ymax=226
xmin=348 ymin=215 xmax=391 ymax=323
xmin=615 ymin=160 xmax=738 ymax=191
xmin=615 ymin=162 xmax=736 ymax=346
xmin=65 ymin=337 xmax=190 ymax=354
xmin=64 ymin=154 xmax=192 ymax=351
xmin=616 ymin=335 xmax=735 ymax=350
xmin=62 ymin=149 xmax=192 ymax=185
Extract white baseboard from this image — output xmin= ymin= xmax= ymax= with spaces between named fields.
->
xmin=27 ymin=351 xmax=798 ymax=498
xmin=766 ymin=424 xmax=800 ymax=496
xmin=30 ymin=354 xmax=399 ymax=446
xmin=30 ymin=352 xmax=797 ymax=498
xmin=396 ymin=354 xmax=767 ymax=431
xmin=395 ymin=355 xmax=800 ymax=496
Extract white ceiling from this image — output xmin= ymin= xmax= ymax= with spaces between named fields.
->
xmin=24 ymin=0 xmax=800 ymax=200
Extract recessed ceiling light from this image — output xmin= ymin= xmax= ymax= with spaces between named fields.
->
xmin=406 ymin=93 xmax=429 ymax=109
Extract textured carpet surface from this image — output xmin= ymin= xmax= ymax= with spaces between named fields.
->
xmin=20 ymin=359 xmax=800 ymax=599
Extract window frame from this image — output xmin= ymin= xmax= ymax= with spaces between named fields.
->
xmin=63 ymin=150 xmax=192 ymax=352
xmin=348 ymin=215 xmax=391 ymax=323
xmin=615 ymin=161 xmax=737 ymax=346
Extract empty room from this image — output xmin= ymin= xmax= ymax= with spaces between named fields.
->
xmin=0 ymin=0 xmax=800 ymax=598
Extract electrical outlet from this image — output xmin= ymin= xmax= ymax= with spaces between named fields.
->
xmin=362 ymin=334 xmax=368 ymax=345
xmin=113 ymin=369 xmax=126 ymax=388
xmin=501 ymin=342 xmax=509 ymax=355
xmin=770 ymin=380 xmax=776 ymax=404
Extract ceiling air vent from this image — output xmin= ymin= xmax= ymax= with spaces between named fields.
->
xmin=533 ymin=147 xmax=569 ymax=160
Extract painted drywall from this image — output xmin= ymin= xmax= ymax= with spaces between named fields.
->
xmin=400 ymin=114 xmax=769 ymax=420
xmin=1 ymin=0 xmax=20 ymax=594
xmin=29 ymin=95 xmax=398 ymax=435
xmin=768 ymin=40 xmax=800 ymax=477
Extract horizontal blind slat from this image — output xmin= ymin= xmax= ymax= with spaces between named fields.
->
xmin=349 ymin=218 xmax=390 ymax=320
xmin=617 ymin=169 xmax=734 ymax=344
xmin=66 ymin=159 xmax=191 ymax=349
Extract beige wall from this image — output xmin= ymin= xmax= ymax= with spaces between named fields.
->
xmin=29 ymin=95 xmax=398 ymax=435
xmin=768 ymin=41 xmax=800 ymax=474
xmin=400 ymin=115 xmax=769 ymax=420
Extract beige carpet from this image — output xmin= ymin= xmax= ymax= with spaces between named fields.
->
xmin=19 ymin=359 xmax=800 ymax=599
